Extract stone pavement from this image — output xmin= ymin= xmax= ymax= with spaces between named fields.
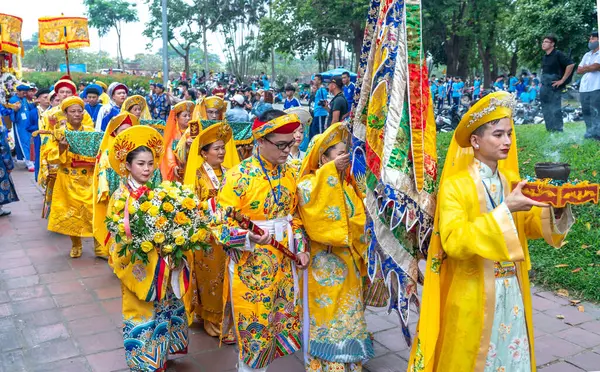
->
xmin=1 ymin=168 xmax=600 ymax=372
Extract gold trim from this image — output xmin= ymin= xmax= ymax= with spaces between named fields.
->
xmin=468 ymin=163 xmax=496 ymax=372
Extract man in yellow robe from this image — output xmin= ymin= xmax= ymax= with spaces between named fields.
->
xmin=408 ymin=91 xmax=574 ymax=372
xmin=46 ymin=96 xmax=97 ymax=258
xmin=297 ymin=122 xmax=373 ymax=371
xmin=216 ymin=110 xmax=310 ymax=371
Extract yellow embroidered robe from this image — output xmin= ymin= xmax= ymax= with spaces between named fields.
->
xmin=189 ymin=165 xmax=228 ymax=329
xmin=297 ymin=161 xmax=373 ymax=365
xmin=107 ymin=186 xmax=193 ymax=371
xmin=215 ymin=154 xmax=307 ymax=369
xmin=408 ymin=162 xmax=572 ymax=372
xmin=46 ymin=121 xmax=95 ymax=237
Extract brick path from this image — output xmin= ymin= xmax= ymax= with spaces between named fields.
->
xmin=1 ymin=168 xmax=599 ymax=372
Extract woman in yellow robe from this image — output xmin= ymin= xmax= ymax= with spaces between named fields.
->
xmin=92 ymin=112 xmax=139 ymax=258
xmin=408 ymin=92 xmax=574 ymax=372
xmin=297 ymin=122 xmax=373 ymax=371
xmin=46 ymin=96 xmax=96 ymax=258
xmin=182 ymin=121 xmax=236 ymax=343
xmin=160 ymin=101 xmax=194 ymax=181
xmin=121 ymin=95 xmax=152 ymax=120
xmin=106 ymin=126 xmax=193 ymax=372
xmin=175 ymin=96 xmax=232 ymax=179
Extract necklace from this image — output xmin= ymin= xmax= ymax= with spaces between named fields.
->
xmin=256 ymin=151 xmax=282 ymax=207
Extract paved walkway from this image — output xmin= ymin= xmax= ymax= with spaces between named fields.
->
xmin=1 ymin=168 xmax=599 ymax=372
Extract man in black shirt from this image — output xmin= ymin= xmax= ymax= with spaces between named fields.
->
xmin=325 ymin=75 xmax=349 ymax=128
xmin=540 ymin=34 xmax=575 ymax=132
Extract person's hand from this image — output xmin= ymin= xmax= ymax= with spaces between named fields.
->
xmin=13 ymin=101 xmax=21 ymax=110
xmin=58 ymin=136 xmax=69 ymax=154
xmin=296 ymin=252 xmax=310 ymax=270
xmin=248 ymin=230 xmax=270 ymax=245
xmin=333 ymin=153 xmax=351 ymax=173
xmin=505 ymin=180 xmax=550 ymax=213
xmin=551 ymin=79 xmax=564 ymax=88
xmin=186 ymin=137 xmax=193 ymax=146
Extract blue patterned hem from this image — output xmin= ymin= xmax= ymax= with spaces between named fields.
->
xmin=309 ymin=336 xmax=374 ymax=363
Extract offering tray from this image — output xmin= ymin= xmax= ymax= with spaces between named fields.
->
xmin=511 ymin=176 xmax=599 ymax=208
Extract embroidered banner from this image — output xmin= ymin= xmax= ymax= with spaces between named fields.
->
xmin=38 ymin=16 xmax=90 ymax=50
xmin=0 ymin=13 xmax=23 ymax=55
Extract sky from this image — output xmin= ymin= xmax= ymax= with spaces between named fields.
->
xmin=3 ymin=0 xmax=224 ymax=60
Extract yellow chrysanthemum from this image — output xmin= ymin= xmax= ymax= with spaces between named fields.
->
xmin=111 ymin=214 xmax=120 ymax=223
xmin=162 ymin=202 xmax=174 ymax=213
xmin=158 ymin=191 xmax=167 ymax=200
xmin=153 ymin=232 xmax=166 ymax=244
xmin=118 ymin=224 xmax=125 ymax=233
xmin=162 ymin=245 xmax=173 ymax=254
xmin=155 ymin=216 xmax=168 ymax=229
xmin=175 ymin=236 xmax=186 ymax=246
xmin=141 ymin=241 xmax=154 ymax=253
xmin=127 ymin=202 xmax=136 ymax=214
xmin=147 ymin=191 xmax=155 ymax=200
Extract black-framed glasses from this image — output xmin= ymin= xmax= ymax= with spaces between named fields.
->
xmin=263 ymin=137 xmax=295 ymax=151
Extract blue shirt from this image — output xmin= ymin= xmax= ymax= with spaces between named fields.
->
xmin=150 ymin=93 xmax=169 ymax=121
xmin=508 ymin=77 xmax=518 ymax=92
xmin=283 ymin=97 xmax=301 ymax=109
xmin=474 ymin=80 xmax=482 ymax=95
xmin=451 ymin=82 xmax=464 ymax=98
xmin=437 ymin=84 xmax=446 ymax=97
xmin=343 ymin=82 xmax=356 ymax=106
xmin=226 ymin=107 xmax=250 ymax=122
xmin=494 ymin=81 xmax=505 ymax=90
xmin=313 ymin=87 xmax=329 ymax=117
xmin=85 ymin=103 xmax=102 ymax=122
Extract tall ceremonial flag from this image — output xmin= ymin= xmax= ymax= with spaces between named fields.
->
xmin=38 ymin=16 xmax=90 ymax=75
xmin=351 ymin=0 xmax=437 ymax=345
xmin=0 ymin=13 xmax=24 ymax=77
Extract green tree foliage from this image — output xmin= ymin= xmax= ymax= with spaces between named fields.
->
xmin=511 ymin=0 xmax=596 ymax=69
xmin=84 ymin=0 xmax=139 ymax=69
xmin=259 ymin=0 xmax=369 ymax=72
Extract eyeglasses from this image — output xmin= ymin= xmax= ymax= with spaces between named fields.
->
xmin=263 ymin=137 xmax=295 ymax=151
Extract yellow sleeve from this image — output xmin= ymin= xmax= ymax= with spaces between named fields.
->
xmin=438 ymin=178 xmax=524 ymax=262
xmin=175 ymin=129 xmax=191 ymax=165
xmin=214 ymin=168 xmax=249 ymax=250
xmin=522 ymin=205 xmax=573 ymax=248
xmin=46 ymin=137 xmax=68 ymax=165
xmin=297 ymin=161 xmax=351 ymax=247
xmin=96 ymin=150 xmax=111 ymax=203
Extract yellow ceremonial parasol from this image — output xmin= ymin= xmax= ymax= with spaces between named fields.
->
xmin=38 ymin=15 xmax=90 ymax=76
xmin=0 ymin=13 xmax=24 ymax=78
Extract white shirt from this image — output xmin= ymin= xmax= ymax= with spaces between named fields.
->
xmin=95 ymin=102 xmax=116 ymax=132
xmin=579 ymin=49 xmax=600 ymax=93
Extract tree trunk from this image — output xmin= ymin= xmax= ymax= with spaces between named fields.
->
xmin=184 ymin=46 xmax=190 ymax=78
xmin=352 ymin=23 xmax=363 ymax=72
xmin=510 ymin=47 xmax=518 ymax=76
xmin=116 ymin=23 xmax=123 ymax=69
xmin=202 ymin=24 xmax=209 ymax=73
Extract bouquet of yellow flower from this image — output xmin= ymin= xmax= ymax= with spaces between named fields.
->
xmin=105 ymin=181 xmax=210 ymax=268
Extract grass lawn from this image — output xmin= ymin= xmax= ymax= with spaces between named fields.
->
xmin=436 ymin=122 xmax=600 ymax=302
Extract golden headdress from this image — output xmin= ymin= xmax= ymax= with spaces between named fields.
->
xmin=183 ymin=122 xmax=235 ymax=186
xmin=299 ymin=122 xmax=348 ymax=178
xmin=60 ymin=96 xmax=84 ymax=112
xmin=191 ymin=96 xmax=226 ymax=121
xmin=109 ymin=126 xmax=164 ymax=176
xmin=121 ymin=95 xmax=151 ymax=120
xmin=164 ymin=100 xmax=195 ymax=150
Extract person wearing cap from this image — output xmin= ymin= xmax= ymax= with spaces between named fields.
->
xmin=182 ymin=122 xmax=237 ymax=344
xmin=120 ymin=95 xmax=152 ymax=120
xmin=94 ymin=81 xmax=110 ymax=105
xmin=46 ymin=96 xmax=98 ymax=259
xmin=82 ymin=84 xmax=103 ymax=122
xmin=283 ymin=84 xmax=301 ymax=110
xmin=297 ymin=122 xmax=373 ymax=371
xmin=284 ymin=107 xmax=311 ymax=162
xmin=215 ymin=109 xmax=309 ymax=371
xmin=96 ymin=82 xmax=129 ymax=132
xmin=325 ymin=75 xmax=349 ymax=129
xmin=407 ymin=92 xmax=574 ymax=372
xmin=8 ymin=83 xmax=35 ymax=171
xmin=577 ymin=30 xmax=600 ymax=140
xmin=226 ymin=94 xmax=250 ymax=122
xmin=105 ymin=126 xmax=192 ymax=371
